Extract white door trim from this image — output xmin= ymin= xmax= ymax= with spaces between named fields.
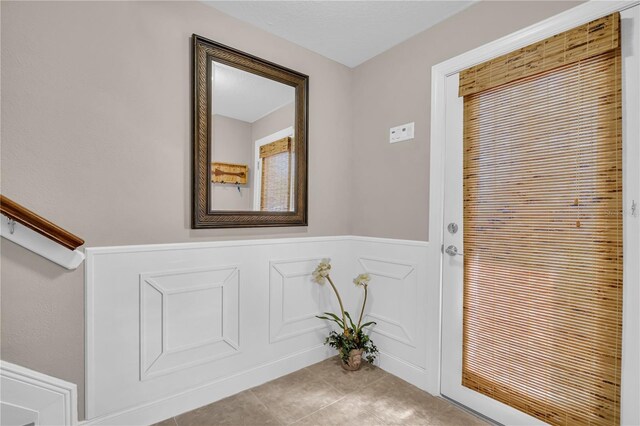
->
xmin=620 ymin=4 xmax=640 ymax=424
xmin=0 ymin=361 xmax=78 ymax=426
xmin=429 ymin=1 xmax=640 ymax=424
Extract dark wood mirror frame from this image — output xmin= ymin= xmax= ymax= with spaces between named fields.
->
xmin=192 ymin=34 xmax=309 ymax=228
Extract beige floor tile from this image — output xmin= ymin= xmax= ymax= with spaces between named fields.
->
xmin=352 ymin=375 xmax=489 ymax=426
xmin=293 ymin=394 xmax=385 ymax=425
xmin=250 ymin=367 xmax=344 ymax=424
xmin=152 ymin=418 xmax=178 ymax=426
xmin=175 ymin=390 xmax=281 ymax=426
xmin=425 ymin=405 xmax=489 ymax=426
xmin=304 ymin=356 xmax=389 ymax=394
xmin=163 ymin=361 xmax=487 ymax=426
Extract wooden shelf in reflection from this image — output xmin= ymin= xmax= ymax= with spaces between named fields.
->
xmin=211 ymin=162 xmax=248 ymax=185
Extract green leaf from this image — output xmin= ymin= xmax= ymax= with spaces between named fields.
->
xmin=315 ymin=315 xmax=343 ymax=327
xmin=359 ymin=321 xmax=377 ymax=329
xmin=343 ymin=311 xmax=357 ymax=331
xmin=321 ymin=312 xmax=345 ymax=328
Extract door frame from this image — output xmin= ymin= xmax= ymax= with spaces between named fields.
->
xmin=429 ymin=1 xmax=640 ymax=423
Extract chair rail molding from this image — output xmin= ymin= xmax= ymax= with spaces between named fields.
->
xmin=0 ymin=360 xmax=78 ymax=426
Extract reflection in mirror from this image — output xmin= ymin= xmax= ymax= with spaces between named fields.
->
xmin=210 ymin=61 xmax=295 ymax=212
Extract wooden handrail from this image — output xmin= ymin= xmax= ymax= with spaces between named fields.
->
xmin=0 ymin=195 xmax=84 ymax=250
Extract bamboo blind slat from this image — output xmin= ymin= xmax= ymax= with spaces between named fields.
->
xmin=459 ymin=13 xmax=619 ymax=97
xmin=260 ymin=139 xmax=292 ymax=211
xmin=462 ymin=42 xmax=622 ymax=426
xmin=260 ymin=137 xmax=291 ymax=158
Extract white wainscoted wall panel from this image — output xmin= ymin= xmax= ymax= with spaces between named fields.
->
xmin=85 ymin=236 xmax=430 ymax=425
xmin=358 ymin=257 xmax=418 ymax=348
xmin=349 ymin=237 xmax=435 ymax=393
xmin=269 ymin=257 xmax=334 ymax=343
xmin=139 ymin=266 xmax=240 ymax=380
xmin=0 ymin=361 xmax=78 ymax=426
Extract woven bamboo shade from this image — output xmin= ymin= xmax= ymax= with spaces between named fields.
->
xmin=260 ymin=137 xmax=292 ymax=211
xmin=459 ymin=13 xmax=619 ymax=97
xmin=260 ymin=136 xmax=291 ymax=158
xmin=461 ymin=14 xmax=622 ymax=426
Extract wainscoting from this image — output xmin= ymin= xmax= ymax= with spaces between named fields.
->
xmin=0 ymin=361 xmax=78 ymax=426
xmin=84 ymin=236 xmax=433 ymax=425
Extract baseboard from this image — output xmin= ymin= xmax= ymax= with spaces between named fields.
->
xmin=82 ymin=345 xmax=333 ymax=426
xmin=83 ymin=347 xmax=431 ymax=426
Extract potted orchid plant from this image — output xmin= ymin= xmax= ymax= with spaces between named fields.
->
xmin=312 ymin=259 xmax=378 ymax=371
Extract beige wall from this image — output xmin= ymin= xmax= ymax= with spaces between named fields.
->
xmin=0 ymin=1 xmax=352 ymax=418
xmin=1 ymin=0 xmax=582 ymax=420
xmin=350 ymin=0 xmax=581 ymax=241
xmin=211 ymin=114 xmax=254 ymax=210
xmin=251 ymin=101 xmax=295 ymax=143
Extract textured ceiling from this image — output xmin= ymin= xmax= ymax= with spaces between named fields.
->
xmin=213 ymin=61 xmax=295 ymax=123
xmin=205 ymin=1 xmax=476 ymax=67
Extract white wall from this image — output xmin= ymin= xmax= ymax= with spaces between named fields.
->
xmin=84 ymin=236 xmax=430 ymax=425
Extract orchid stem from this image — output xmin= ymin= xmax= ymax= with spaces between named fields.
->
xmin=326 ymin=275 xmax=348 ymax=334
xmin=356 ymin=284 xmax=368 ymax=332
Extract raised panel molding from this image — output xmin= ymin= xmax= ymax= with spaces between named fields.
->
xmin=358 ymin=257 xmax=417 ymax=348
xmin=269 ymin=257 xmax=330 ymax=342
xmin=0 ymin=361 xmax=78 ymax=426
xmin=139 ymin=266 xmax=240 ymax=380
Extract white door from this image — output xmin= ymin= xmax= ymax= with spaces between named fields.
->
xmin=440 ymin=5 xmax=639 ymax=425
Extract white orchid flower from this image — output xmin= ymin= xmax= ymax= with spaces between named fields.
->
xmin=312 ymin=258 xmax=331 ymax=283
xmin=353 ymin=273 xmax=371 ymax=287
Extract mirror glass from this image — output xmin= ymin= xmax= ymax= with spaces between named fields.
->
xmin=210 ymin=61 xmax=296 ymax=212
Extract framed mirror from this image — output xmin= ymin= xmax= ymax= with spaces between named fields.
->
xmin=192 ymin=35 xmax=308 ymax=228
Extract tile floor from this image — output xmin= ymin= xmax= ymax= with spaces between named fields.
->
xmin=154 ymin=357 xmax=489 ymax=426
xmin=156 ymin=357 xmax=487 ymax=426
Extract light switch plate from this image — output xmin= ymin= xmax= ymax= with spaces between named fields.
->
xmin=390 ymin=122 xmax=415 ymax=143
